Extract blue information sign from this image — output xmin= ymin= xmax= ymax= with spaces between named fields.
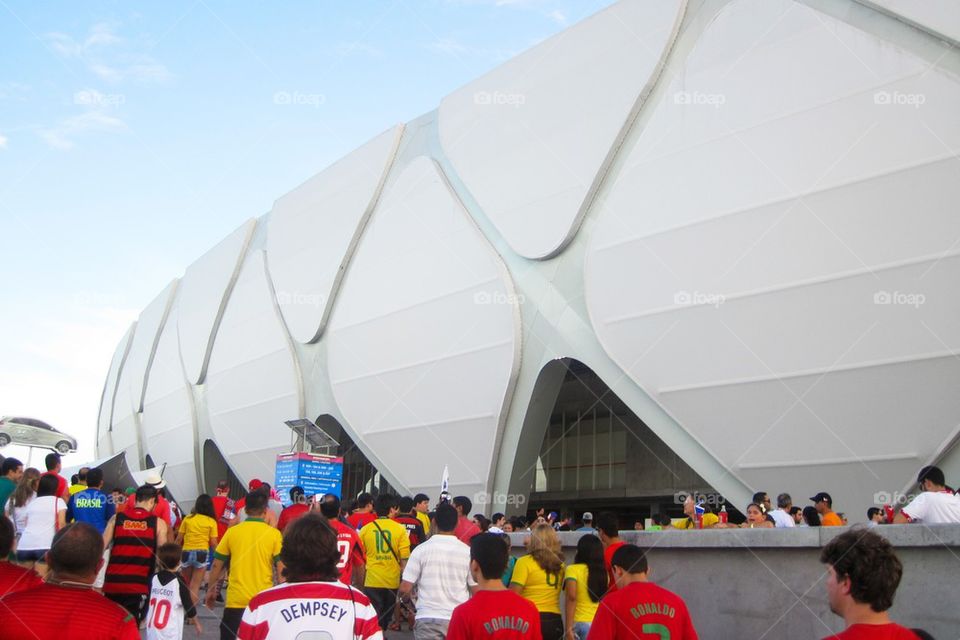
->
xmin=275 ymin=452 xmax=344 ymax=506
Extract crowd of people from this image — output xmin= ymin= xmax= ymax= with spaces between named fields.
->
xmin=0 ymin=455 xmax=956 ymax=639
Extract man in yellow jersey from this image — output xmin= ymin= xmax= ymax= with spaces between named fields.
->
xmin=359 ymin=493 xmax=411 ymax=632
xmin=413 ymin=493 xmax=432 ymax=536
xmin=205 ymin=491 xmax=283 ymax=640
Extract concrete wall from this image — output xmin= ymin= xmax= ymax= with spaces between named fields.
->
xmin=509 ymin=525 xmax=960 ymax=640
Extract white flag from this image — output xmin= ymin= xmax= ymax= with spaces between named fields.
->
xmin=440 ymin=465 xmax=450 ymax=501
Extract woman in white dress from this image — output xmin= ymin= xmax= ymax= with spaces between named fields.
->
xmin=16 ymin=474 xmax=67 ymax=577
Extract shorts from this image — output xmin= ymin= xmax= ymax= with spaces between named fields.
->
xmin=181 ymin=549 xmax=208 ymax=568
xmin=15 ymin=549 xmax=47 ymax=562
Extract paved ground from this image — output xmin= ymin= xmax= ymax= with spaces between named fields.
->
xmin=142 ymin=602 xmax=416 ymax=639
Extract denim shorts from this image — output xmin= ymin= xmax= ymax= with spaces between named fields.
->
xmin=181 ymin=549 xmax=208 ymax=568
xmin=573 ymin=622 xmax=591 ymax=640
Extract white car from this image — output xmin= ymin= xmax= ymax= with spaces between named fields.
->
xmin=0 ymin=417 xmax=78 ymax=454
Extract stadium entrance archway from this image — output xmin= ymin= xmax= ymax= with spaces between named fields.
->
xmin=521 ymin=359 xmax=721 ymax=526
xmin=202 ymin=438 xmax=245 ymax=498
xmin=314 ymin=414 xmax=396 ymax=501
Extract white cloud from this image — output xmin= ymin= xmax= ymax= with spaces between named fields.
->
xmin=0 ymin=134 xmax=7 ymax=149
xmin=44 ymin=23 xmax=171 ymax=85
xmin=547 ymin=9 xmax=567 ymax=24
xmin=39 ymin=111 xmax=128 ymax=150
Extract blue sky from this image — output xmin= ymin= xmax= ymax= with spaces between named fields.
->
xmin=0 ymin=0 xmax=615 ymax=466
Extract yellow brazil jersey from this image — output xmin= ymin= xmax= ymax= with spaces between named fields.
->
xmin=359 ymin=517 xmax=411 ymax=589
xmin=511 ymin=554 xmax=564 ymax=614
xmin=213 ymin=518 xmax=283 ymax=608
xmin=179 ymin=513 xmax=218 ymax=551
xmin=563 ymin=563 xmax=599 ymax=623
xmin=415 ymin=510 xmax=431 ymax=536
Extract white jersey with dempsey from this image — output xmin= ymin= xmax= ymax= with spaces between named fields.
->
xmin=237 ymin=580 xmax=383 ymax=640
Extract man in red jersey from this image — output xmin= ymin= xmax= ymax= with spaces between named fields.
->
xmin=103 ymin=484 xmax=170 ymax=622
xmin=447 ymin=532 xmax=540 ymax=640
xmin=394 ymin=496 xmax=427 ymax=549
xmin=587 ymin=544 xmax=698 ymax=640
xmin=452 ymin=496 xmax=481 ymax=544
xmin=278 ymin=485 xmax=310 ymax=533
xmin=0 ymin=522 xmax=139 ymax=639
xmin=348 ymin=492 xmax=377 ymax=530
xmin=820 ymin=529 xmax=926 ymax=639
xmin=317 ymin=493 xmax=366 ymax=585
xmin=41 ymin=451 xmax=71 ymax=501
xmin=237 ymin=513 xmax=382 ymax=640
xmin=0 ymin=515 xmax=42 ymax=595
xmin=211 ymin=480 xmax=236 ymax=540
xmin=595 ymin=511 xmax=625 ymax=591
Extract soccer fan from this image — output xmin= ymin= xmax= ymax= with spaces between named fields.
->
xmin=277 ymin=485 xmax=310 ymax=532
xmin=66 ymin=467 xmax=115 ymax=533
xmin=349 ymin=492 xmax=377 ymax=530
xmin=69 ymin=466 xmax=90 ymax=495
xmin=176 ymin=493 xmax=219 ymax=607
xmin=211 ymin=480 xmax=236 ymax=539
xmin=595 ymin=511 xmax=624 ymax=591
xmin=769 ymin=493 xmax=796 ymax=528
xmin=739 ymin=503 xmax=775 ymax=529
xmin=237 ymin=513 xmax=382 ymax=639
xmin=0 ymin=515 xmax=42 ymax=595
xmin=563 ymin=534 xmax=606 ymax=640
xmin=16 ymin=473 xmax=67 ymax=576
xmin=509 ymin=523 xmax=565 ymax=640
xmin=122 ymin=472 xmax=173 ymax=527
xmin=587 ymin=544 xmax=698 ymax=640
xmin=6 ymin=467 xmax=40 ymax=537
xmin=0 ymin=522 xmax=140 ymax=639
xmin=145 ymin=542 xmax=201 ymax=639
xmin=895 ymin=465 xmax=960 ymax=524
xmin=315 ymin=493 xmax=366 ymax=585
xmin=811 ymin=492 xmax=844 ymax=526
xmin=103 ymin=484 xmax=171 ymax=622
xmin=399 ymin=502 xmax=476 ymax=637
xmin=447 ymin=533 xmax=541 ymax=640
xmin=41 ymin=451 xmax=70 ymax=501
xmin=0 ymin=456 xmax=24 ymax=508
xmin=395 ymin=495 xmax=427 ymax=549
xmin=205 ymin=489 xmax=284 ymax=640
xmin=414 ymin=492 xmax=432 ymax=536
xmin=867 ymin=508 xmax=884 ymax=526
xmin=359 ymin=493 xmax=411 ymax=631
xmin=452 ymin=495 xmax=482 ymax=543
xmin=575 ymin=512 xmax=594 ymax=532
xmin=820 ymin=528 xmax=927 ymax=639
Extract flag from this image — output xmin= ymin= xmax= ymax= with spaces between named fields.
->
xmin=440 ymin=465 xmax=450 ymax=502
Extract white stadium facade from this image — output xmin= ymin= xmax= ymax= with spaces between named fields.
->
xmin=96 ymin=0 xmax=960 ymax=519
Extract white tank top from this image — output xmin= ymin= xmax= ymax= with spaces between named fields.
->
xmin=145 ymin=572 xmax=188 ymax=640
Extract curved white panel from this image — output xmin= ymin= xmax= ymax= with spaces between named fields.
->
xmin=328 ymin=157 xmax=520 ymax=499
xmin=97 ymin=324 xmax=135 ymax=457
xmin=178 ymin=219 xmax=257 ymax=384
xmin=858 ymin=0 xmax=960 ymax=46
xmin=141 ymin=301 xmax=197 ymax=502
xmin=438 ymin=0 xmax=686 ymax=259
xmin=586 ymin=0 xmax=960 ymax=503
xmin=110 ymin=364 xmax=141 ymax=470
xmin=267 ymin=125 xmax=405 ymax=343
xmin=205 ymin=250 xmax=301 ymax=486
xmin=125 ymin=280 xmax=178 ymax=413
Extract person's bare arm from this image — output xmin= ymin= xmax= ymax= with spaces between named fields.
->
xmin=204 ymin=559 xmax=225 ymax=608
xmin=103 ymin=516 xmax=116 ymax=548
xmin=399 ymin=580 xmax=414 ymax=599
xmin=894 ymin=512 xmax=910 ymax=524
xmin=157 ymin=520 xmax=170 ymax=546
xmin=57 ymin=508 xmax=67 ymax=530
xmin=563 ymin=579 xmax=577 ymax=639
xmin=509 ymin=582 xmax=523 ymax=595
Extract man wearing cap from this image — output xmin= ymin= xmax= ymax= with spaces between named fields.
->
xmin=895 ymin=466 xmax=960 ymax=524
xmin=122 ymin=472 xmax=172 ymax=527
xmin=811 ymin=493 xmax=843 ymax=526
xmin=576 ymin=512 xmax=595 ymax=532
